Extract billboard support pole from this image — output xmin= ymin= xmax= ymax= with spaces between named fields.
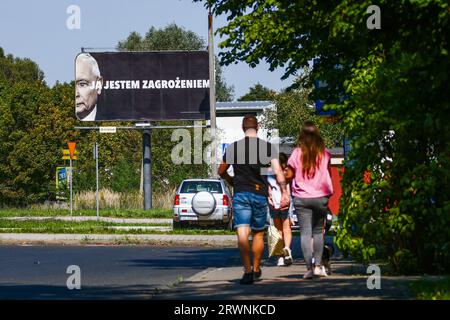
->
xmin=143 ymin=128 xmax=152 ymax=210
xmin=208 ymin=8 xmax=218 ymax=178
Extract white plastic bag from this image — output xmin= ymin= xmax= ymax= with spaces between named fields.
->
xmin=267 ymin=221 xmax=285 ymax=257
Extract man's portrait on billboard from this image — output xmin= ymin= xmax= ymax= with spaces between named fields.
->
xmin=75 ymin=53 xmax=103 ymax=121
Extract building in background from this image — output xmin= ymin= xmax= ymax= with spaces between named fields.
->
xmin=216 ymin=101 xmax=278 ymax=157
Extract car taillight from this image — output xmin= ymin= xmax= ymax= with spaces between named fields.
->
xmin=174 ymin=194 xmax=180 ymax=205
xmin=223 ymin=195 xmax=229 ymax=206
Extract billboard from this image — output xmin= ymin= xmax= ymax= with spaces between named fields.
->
xmin=75 ymin=51 xmax=210 ymax=121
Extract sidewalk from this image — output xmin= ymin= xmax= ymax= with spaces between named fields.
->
xmin=153 ymin=258 xmax=417 ymax=300
xmin=2 ymin=216 xmax=172 ymax=225
xmin=0 ymin=233 xmax=236 ymax=247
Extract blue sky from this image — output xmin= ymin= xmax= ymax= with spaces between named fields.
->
xmin=0 ymin=0 xmax=295 ymax=100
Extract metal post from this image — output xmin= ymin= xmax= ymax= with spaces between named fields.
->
xmin=69 ymin=157 xmax=73 ymax=216
xmin=143 ymin=129 xmax=152 ymax=210
xmin=95 ymin=143 xmax=99 ymax=221
xmin=208 ymin=8 xmax=218 ymax=177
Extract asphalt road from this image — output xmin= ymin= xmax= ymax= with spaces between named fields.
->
xmin=0 ymin=245 xmax=241 ymax=300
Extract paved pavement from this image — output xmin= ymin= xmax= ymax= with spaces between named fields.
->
xmin=0 ymin=245 xmax=241 ymax=300
xmin=154 ymin=257 xmax=417 ymax=300
xmin=0 ymin=230 xmax=419 ymax=300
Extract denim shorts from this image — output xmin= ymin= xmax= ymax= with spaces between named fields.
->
xmin=270 ymin=209 xmax=289 ymax=220
xmin=233 ymin=192 xmax=268 ymax=231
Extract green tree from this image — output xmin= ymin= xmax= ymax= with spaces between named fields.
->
xmin=261 ymin=81 xmax=344 ymax=148
xmin=238 ymin=83 xmax=276 ymax=101
xmin=0 ymin=47 xmax=44 ymax=84
xmin=199 ymin=0 xmax=450 ymax=273
xmin=0 ymin=80 xmax=77 ymax=206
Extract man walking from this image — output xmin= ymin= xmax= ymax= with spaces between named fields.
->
xmin=218 ymin=115 xmax=290 ymax=284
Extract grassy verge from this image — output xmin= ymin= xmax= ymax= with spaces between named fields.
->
xmin=409 ymin=276 xmax=450 ymax=300
xmin=0 ymin=208 xmax=172 ymax=219
xmin=0 ymin=219 xmax=234 ymax=235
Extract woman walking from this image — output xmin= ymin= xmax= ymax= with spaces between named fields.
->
xmin=286 ymin=121 xmax=334 ymax=279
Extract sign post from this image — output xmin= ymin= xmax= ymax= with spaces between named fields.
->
xmin=94 ymin=143 xmax=99 ymax=220
xmin=67 ymin=142 xmax=76 ymax=215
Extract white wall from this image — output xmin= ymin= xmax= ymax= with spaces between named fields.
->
xmin=216 ymin=114 xmax=279 ymax=158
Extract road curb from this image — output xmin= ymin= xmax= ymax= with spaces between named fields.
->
xmin=0 ymin=233 xmax=236 ymax=247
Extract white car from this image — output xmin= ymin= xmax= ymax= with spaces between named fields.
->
xmin=172 ymin=179 xmax=233 ymax=230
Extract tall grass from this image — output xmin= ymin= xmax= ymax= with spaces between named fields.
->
xmin=72 ymin=188 xmax=176 ymax=210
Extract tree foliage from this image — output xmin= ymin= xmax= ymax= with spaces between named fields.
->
xmin=238 ymin=83 xmax=276 ymax=101
xmin=0 ymin=48 xmax=44 ymax=84
xmin=261 ymin=70 xmax=344 ymax=148
xmin=199 ymin=0 xmax=450 ymax=273
xmin=0 ymin=77 xmax=77 ymax=205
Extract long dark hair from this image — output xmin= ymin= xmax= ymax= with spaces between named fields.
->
xmin=298 ymin=121 xmax=325 ymax=179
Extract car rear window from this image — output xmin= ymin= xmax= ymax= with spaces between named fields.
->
xmin=180 ymin=181 xmax=223 ymax=194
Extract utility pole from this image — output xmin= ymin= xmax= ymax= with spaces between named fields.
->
xmin=208 ymin=7 xmax=218 ymax=177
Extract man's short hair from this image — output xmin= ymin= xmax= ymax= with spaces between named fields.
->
xmin=76 ymin=53 xmax=101 ymax=78
xmin=242 ymin=114 xmax=258 ymax=131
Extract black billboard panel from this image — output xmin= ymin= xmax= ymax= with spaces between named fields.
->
xmin=75 ymin=51 xmax=210 ymax=121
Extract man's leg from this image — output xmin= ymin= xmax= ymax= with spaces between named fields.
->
xmin=250 ymin=193 xmax=269 ymax=273
xmin=251 ymin=230 xmax=265 ymax=272
xmin=236 ymin=226 xmax=252 ymax=273
xmin=233 ymin=193 xmax=253 ymax=274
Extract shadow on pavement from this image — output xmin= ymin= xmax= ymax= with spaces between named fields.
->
xmin=123 ymin=248 xmax=241 ymax=269
xmin=155 ymin=276 xmax=413 ymax=300
xmin=0 ymin=283 xmax=158 ymax=300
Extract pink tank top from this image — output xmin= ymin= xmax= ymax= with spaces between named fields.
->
xmin=287 ymin=147 xmax=333 ymax=198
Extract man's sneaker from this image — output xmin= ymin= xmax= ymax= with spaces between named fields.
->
xmin=314 ymin=265 xmax=328 ymax=277
xmin=283 ymin=247 xmax=293 ymax=266
xmin=240 ymin=272 xmax=254 ymax=284
xmin=253 ymin=269 xmax=262 ymax=281
xmin=303 ymin=269 xmax=314 ymax=279
xmin=277 ymin=257 xmax=285 ymax=266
